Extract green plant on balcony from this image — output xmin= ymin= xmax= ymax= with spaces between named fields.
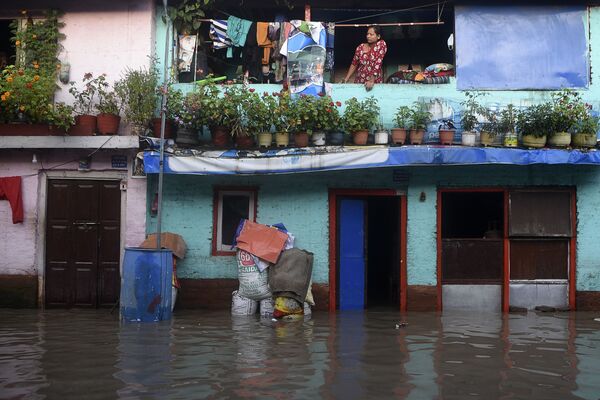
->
xmin=244 ymin=90 xmax=276 ymax=134
xmin=115 ymin=66 xmax=159 ymax=134
xmin=0 ymin=65 xmax=56 ymax=124
xmin=410 ymin=101 xmax=432 ymax=130
xmin=342 ymin=96 xmax=380 ymax=133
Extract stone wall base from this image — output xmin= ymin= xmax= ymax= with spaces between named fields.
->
xmin=0 ymin=275 xmax=38 ymax=308
xmin=406 ymin=285 xmax=438 ymax=311
xmin=576 ymin=291 xmax=600 ymax=311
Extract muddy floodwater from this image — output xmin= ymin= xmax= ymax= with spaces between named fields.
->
xmin=1 ymin=310 xmax=600 ymax=399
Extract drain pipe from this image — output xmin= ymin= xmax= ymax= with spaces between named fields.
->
xmin=156 ymin=0 xmax=171 ymax=251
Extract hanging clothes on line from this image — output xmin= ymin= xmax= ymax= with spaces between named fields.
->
xmin=256 ymin=22 xmax=273 ymax=66
xmin=226 ymin=16 xmax=252 ymax=58
xmin=209 ymin=19 xmax=232 ymax=50
xmin=0 ymin=176 xmax=24 ymax=224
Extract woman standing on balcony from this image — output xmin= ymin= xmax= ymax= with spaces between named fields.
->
xmin=340 ymin=25 xmax=387 ymax=91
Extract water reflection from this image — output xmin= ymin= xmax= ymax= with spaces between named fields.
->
xmin=1 ymin=309 xmax=599 ymax=399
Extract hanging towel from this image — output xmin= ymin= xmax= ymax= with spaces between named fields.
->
xmin=0 ymin=176 xmax=24 ymax=224
xmin=178 ymin=34 xmax=197 ymax=72
xmin=209 ymin=19 xmax=232 ymax=50
xmin=256 ymin=22 xmax=273 ymax=66
xmin=226 ymin=16 xmax=253 ymax=58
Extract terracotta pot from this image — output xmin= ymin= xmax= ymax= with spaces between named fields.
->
xmin=152 ymin=117 xmax=175 ymax=139
xmin=257 ymin=132 xmax=273 ymax=147
xmin=293 ymin=131 xmax=309 ymax=147
xmin=235 ymin=134 xmax=254 ymax=149
xmin=275 ymin=132 xmax=289 ymax=147
xmin=409 ymin=129 xmax=425 ymax=145
xmin=548 ymin=131 xmax=571 ymax=148
xmin=71 ymin=114 xmax=97 ymax=136
xmin=391 ymin=128 xmax=407 ymax=145
xmin=439 ymin=129 xmax=455 ymax=145
xmin=352 ymin=130 xmax=369 ymax=145
xmin=522 ymin=134 xmax=547 ymax=148
xmin=0 ymin=123 xmax=64 ymax=136
xmin=210 ymin=125 xmax=230 ymax=147
xmin=96 ymin=113 xmax=120 ymax=135
xmin=572 ymin=133 xmax=597 ymax=149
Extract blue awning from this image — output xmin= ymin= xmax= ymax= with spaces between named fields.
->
xmin=143 ymin=146 xmax=600 ymax=175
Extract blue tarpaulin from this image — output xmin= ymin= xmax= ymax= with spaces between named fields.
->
xmin=143 ymin=146 xmax=600 ymax=175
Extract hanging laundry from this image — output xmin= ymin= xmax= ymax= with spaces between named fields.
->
xmin=256 ymin=22 xmax=273 ymax=66
xmin=226 ymin=16 xmax=252 ymax=58
xmin=178 ymin=34 xmax=197 ymax=72
xmin=209 ymin=19 xmax=232 ymax=50
xmin=0 ymin=176 xmax=24 ymax=224
xmin=324 ymin=22 xmax=335 ymax=74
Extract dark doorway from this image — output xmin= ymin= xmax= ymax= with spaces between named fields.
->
xmin=366 ymin=197 xmax=400 ymax=308
xmin=45 ymin=180 xmax=121 ymax=308
xmin=337 ymin=195 xmax=401 ymax=310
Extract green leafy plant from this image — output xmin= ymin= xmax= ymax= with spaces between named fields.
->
xmin=292 ymin=94 xmax=319 ymax=134
xmin=517 ymin=103 xmax=554 ymax=138
xmin=201 ymin=82 xmax=246 ymax=136
xmin=314 ymin=94 xmax=342 ymax=132
xmin=460 ymin=91 xmax=485 ymax=132
xmin=497 ymin=104 xmax=517 ymax=134
xmin=0 ymin=65 xmax=56 ymax=123
xmin=166 ymin=0 xmax=212 ymax=34
xmin=48 ymin=102 xmax=75 ymax=131
xmin=69 ymin=72 xmax=108 ymax=115
xmin=394 ymin=105 xmax=412 ymax=129
xmin=244 ymin=90 xmax=276 ymax=133
xmin=549 ymin=89 xmax=587 ymax=134
xmin=410 ymin=101 xmax=432 ymax=130
xmin=115 ymin=66 xmax=159 ymax=131
xmin=272 ymin=90 xmax=297 ymax=133
xmin=342 ymin=96 xmax=380 ymax=133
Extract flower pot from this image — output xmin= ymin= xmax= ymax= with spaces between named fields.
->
xmin=210 ymin=125 xmax=230 ymax=147
xmin=152 ymin=117 xmax=175 ymax=139
xmin=235 ymin=134 xmax=254 ymax=149
xmin=327 ymin=131 xmax=345 ymax=146
xmin=503 ymin=131 xmax=518 ymax=148
xmin=176 ymin=126 xmax=199 ymax=145
xmin=461 ymin=130 xmax=477 ymax=147
xmin=275 ymin=132 xmax=289 ymax=147
xmin=71 ymin=114 xmax=97 ymax=136
xmin=96 ymin=113 xmax=120 ymax=135
xmin=548 ymin=131 xmax=571 ymax=148
xmin=293 ymin=131 xmax=309 ymax=147
xmin=522 ymin=134 xmax=547 ymax=148
xmin=572 ymin=133 xmax=596 ymax=149
xmin=374 ymin=130 xmax=389 ymax=144
xmin=409 ymin=129 xmax=425 ymax=145
xmin=257 ymin=132 xmax=273 ymax=147
xmin=439 ymin=129 xmax=455 ymax=145
xmin=391 ymin=128 xmax=407 ymax=145
xmin=351 ymin=130 xmax=369 ymax=145
xmin=480 ymin=131 xmax=495 ymax=147
xmin=312 ymin=131 xmax=326 ymax=146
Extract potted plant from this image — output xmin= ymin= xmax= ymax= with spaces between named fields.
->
xmin=313 ymin=94 xmax=341 ymax=146
xmin=392 ymin=105 xmax=412 ymax=145
xmin=409 ymin=101 xmax=432 ymax=145
xmin=69 ymin=72 xmax=105 ymax=135
xmin=291 ymin=94 xmax=319 ymax=147
xmin=272 ymin=90 xmax=295 ymax=147
xmin=245 ymin=90 xmax=275 ymax=147
xmin=173 ymin=90 xmax=204 ymax=145
xmin=48 ymin=102 xmax=76 ymax=133
xmin=460 ymin=91 xmax=484 ymax=146
xmin=517 ymin=103 xmax=553 ymax=148
xmin=203 ymin=83 xmax=247 ymax=148
xmin=572 ymin=109 xmax=599 ymax=149
xmin=342 ymin=97 xmax=380 ymax=145
xmin=497 ymin=104 xmax=517 ymax=147
xmin=548 ymin=89 xmax=585 ymax=148
xmin=95 ymin=74 xmax=122 ymax=135
xmin=115 ymin=66 xmax=159 ymax=135
xmin=373 ymin=122 xmax=389 ymax=145
xmin=153 ymin=84 xmax=182 ymax=139
xmin=438 ymin=119 xmax=456 ymax=145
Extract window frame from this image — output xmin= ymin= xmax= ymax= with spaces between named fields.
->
xmin=212 ymin=186 xmax=258 ymax=256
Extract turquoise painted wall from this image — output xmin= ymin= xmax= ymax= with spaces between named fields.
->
xmin=147 ymin=165 xmax=600 ymax=290
xmin=150 ymin=6 xmax=600 ymax=291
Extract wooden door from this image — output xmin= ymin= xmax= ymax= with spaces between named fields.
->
xmin=45 ymin=180 xmax=121 ymax=308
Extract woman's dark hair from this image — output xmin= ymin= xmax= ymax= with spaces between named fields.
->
xmin=367 ymin=25 xmax=382 ymax=39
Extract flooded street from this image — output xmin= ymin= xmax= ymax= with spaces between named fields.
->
xmin=1 ymin=310 xmax=600 ymax=399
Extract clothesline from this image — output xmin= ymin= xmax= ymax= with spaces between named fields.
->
xmin=196 ymin=18 xmax=444 ymax=27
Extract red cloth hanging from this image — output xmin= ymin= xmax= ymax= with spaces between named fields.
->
xmin=0 ymin=176 xmax=24 ymax=224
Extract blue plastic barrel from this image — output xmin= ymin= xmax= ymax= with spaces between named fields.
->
xmin=120 ymin=248 xmax=173 ymax=322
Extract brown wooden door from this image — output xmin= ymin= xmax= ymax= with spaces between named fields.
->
xmin=45 ymin=180 xmax=121 ymax=308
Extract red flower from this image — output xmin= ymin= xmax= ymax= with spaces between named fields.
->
xmin=329 ymin=102 xmax=334 ymax=106
xmin=318 ymin=92 xmax=325 ymax=97
xmin=336 ymin=101 xmax=342 ymax=107
xmin=263 ymin=92 xmax=269 ymax=97
xmin=249 ymin=88 xmax=255 ymax=93
xmin=326 ymin=108 xmax=331 ymax=113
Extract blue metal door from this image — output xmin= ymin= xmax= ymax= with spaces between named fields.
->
xmin=339 ymin=199 xmax=366 ymax=310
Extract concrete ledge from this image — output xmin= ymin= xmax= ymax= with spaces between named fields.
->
xmin=0 ymin=135 xmax=139 ymax=149
xmin=0 ymin=275 xmax=38 ymax=308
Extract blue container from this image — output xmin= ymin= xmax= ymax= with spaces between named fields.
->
xmin=120 ymin=248 xmax=173 ymax=322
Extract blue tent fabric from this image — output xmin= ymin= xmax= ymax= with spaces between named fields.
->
xmin=144 ymin=146 xmax=600 ymax=175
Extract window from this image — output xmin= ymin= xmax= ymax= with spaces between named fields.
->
xmin=212 ymin=187 xmax=257 ymax=255
xmin=0 ymin=19 xmax=17 ymax=69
